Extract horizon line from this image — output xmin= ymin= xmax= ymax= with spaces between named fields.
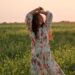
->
xmin=0 ymin=20 xmax=75 ymax=24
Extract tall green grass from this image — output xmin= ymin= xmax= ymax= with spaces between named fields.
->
xmin=0 ymin=22 xmax=75 ymax=75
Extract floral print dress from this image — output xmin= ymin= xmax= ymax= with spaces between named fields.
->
xmin=25 ymin=11 xmax=65 ymax=75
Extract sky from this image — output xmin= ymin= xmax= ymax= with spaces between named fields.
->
xmin=0 ymin=0 xmax=75 ymax=23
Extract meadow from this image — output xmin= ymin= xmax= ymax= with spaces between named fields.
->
xmin=0 ymin=22 xmax=75 ymax=75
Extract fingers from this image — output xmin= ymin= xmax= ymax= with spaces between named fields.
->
xmin=39 ymin=7 xmax=44 ymax=10
xmin=37 ymin=7 xmax=44 ymax=11
xmin=33 ymin=7 xmax=44 ymax=14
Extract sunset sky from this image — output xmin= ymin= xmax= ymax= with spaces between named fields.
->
xmin=0 ymin=0 xmax=75 ymax=23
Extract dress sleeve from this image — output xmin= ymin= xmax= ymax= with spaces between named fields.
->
xmin=45 ymin=11 xmax=53 ymax=30
xmin=25 ymin=12 xmax=33 ymax=32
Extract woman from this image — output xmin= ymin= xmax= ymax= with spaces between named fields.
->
xmin=25 ymin=7 xmax=65 ymax=75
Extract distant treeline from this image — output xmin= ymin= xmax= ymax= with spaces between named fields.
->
xmin=0 ymin=22 xmax=25 ymax=25
xmin=53 ymin=21 xmax=75 ymax=24
xmin=0 ymin=21 xmax=75 ymax=25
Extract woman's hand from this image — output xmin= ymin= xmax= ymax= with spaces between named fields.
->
xmin=36 ymin=7 xmax=43 ymax=11
xmin=34 ymin=7 xmax=44 ymax=13
xmin=29 ymin=7 xmax=44 ymax=14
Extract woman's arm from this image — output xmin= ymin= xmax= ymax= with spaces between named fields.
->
xmin=25 ymin=7 xmax=44 ymax=32
xmin=39 ymin=10 xmax=53 ymax=27
xmin=39 ymin=10 xmax=53 ymax=41
xmin=25 ymin=7 xmax=44 ymax=31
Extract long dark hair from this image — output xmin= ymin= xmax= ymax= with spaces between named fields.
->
xmin=32 ymin=13 xmax=44 ymax=39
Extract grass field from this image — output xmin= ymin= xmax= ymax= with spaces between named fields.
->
xmin=0 ymin=22 xmax=75 ymax=75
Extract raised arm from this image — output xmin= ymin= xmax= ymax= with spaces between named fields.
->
xmin=25 ymin=7 xmax=44 ymax=31
xmin=39 ymin=10 xmax=53 ymax=41
xmin=39 ymin=10 xmax=53 ymax=29
xmin=26 ymin=7 xmax=43 ymax=15
xmin=25 ymin=7 xmax=44 ymax=25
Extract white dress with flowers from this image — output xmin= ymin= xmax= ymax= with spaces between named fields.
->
xmin=25 ymin=11 xmax=65 ymax=75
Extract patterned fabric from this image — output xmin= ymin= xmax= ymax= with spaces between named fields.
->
xmin=25 ymin=11 xmax=65 ymax=75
